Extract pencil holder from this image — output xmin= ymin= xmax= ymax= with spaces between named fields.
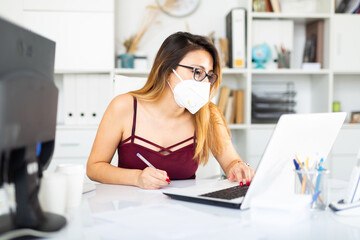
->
xmin=294 ymin=169 xmax=329 ymax=210
xmin=277 ymin=51 xmax=291 ymax=68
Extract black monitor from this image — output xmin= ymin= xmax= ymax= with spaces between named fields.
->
xmin=0 ymin=17 xmax=66 ymax=238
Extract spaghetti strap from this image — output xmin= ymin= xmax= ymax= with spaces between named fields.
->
xmin=131 ymin=97 xmax=137 ymax=141
xmin=135 ymin=135 xmax=168 ymax=151
xmin=117 ymin=98 xmax=197 ymax=180
xmin=166 ymin=136 xmax=194 ymax=149
xmin=122 ymin=96 xmax=196 ymax=151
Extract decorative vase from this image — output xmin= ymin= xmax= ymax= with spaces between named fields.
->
xmin=119 ymin=53 xmax=135 ymax=68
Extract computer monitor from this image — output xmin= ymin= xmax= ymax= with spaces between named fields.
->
xmin=0 ymin=17 xmax=66 ymax=237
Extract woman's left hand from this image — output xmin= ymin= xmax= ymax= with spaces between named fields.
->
xmin=227 ymin=161 xmax=255 ymax=186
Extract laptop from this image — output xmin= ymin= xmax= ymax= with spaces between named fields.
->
xmin=163 ymin=112 xmax=346 ymax=209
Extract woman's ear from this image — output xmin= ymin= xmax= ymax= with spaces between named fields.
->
xmin=167 ymin=71 xmax=181 ymax=90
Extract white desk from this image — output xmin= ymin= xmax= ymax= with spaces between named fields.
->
xmin=50 ymin=179 xmax=360 ymax=240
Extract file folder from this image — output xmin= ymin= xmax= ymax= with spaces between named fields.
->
xmin=226 ymin=8 xmax=246 ymax=68
xmin=63 ymin=75 xmax=78 ymax=125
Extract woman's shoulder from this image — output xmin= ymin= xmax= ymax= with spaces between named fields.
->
xmin=108 ymin=93 xmax=135 ymax=116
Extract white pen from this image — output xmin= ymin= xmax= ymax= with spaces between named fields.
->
xmin=136 ymin=153 xmax=156 ymax=170
xmin=136 ymin=153 xmax=170 ymax=183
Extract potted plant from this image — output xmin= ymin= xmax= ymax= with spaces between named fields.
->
xmin=119 ymin=2 xmax=175 ymax=68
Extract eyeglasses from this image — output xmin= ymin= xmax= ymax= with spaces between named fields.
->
xmin=177 ymin=64 xmax=218 ymax=86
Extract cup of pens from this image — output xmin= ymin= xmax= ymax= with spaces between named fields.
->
xmin=294 ymin=158 xmax=329 ymax=210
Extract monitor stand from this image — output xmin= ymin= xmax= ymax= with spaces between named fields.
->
xmin=0 ymin=212 xmax=66 ymax=239
xmin=0 ymin=150 xmax=67 ymax=239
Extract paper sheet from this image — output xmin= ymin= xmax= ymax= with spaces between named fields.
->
xmin=85 ymin=204 xmax=259 ymax=240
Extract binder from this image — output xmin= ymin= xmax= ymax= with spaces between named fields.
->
xmin=226 ymin=8 xmax=246 ymax=68
xmin=54 ymin=75 xmax=64 ymax=124
xmin=87 ymin=75 xmax=100 ymax=125
xmin=76 ymin=75 xmax=88 ymax=125
xmin=63 ymin=75 xmax=78 ymax=125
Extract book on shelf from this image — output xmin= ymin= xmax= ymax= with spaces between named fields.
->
xmin=217 ymin=86 xmax=244 ymax=124
xmin=303 ymin=20 xmax=324 ymax=67
xmin=336 ymin=0 xmax=360 ymax=13
xmin=235 ymin=90 xmax=244 ymax=124
xmin=226 ymin=8 xmax=246 ymax=68
xmin=230 ymin=89 xmax=237 ymax=124
xmin=224 ymin=92 xmax=234 ymax=124
xmin=252 ymin=0 xmax=273 ymax=12
xmin=265 ymin=0 xmax=274 ymax=12
xmin=217 ymin=86 xmax=231 ymax=114
xmin=270 ymin=0 xmax=281 ymax=13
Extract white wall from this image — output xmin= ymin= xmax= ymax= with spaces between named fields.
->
xmin=115 ymin=0 xmax=247 ymax=64
xmin=0 ymin=0 xmax=23 ymax=25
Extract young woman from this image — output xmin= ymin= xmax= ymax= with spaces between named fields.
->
xmin=87 ymin=32 xmax=255 ymax=189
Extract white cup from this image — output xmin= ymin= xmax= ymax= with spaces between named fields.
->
xmin=38 ymin=172 xmax=67 ymax=215
xmin=55 ymin=163 xmax=85 ymax=209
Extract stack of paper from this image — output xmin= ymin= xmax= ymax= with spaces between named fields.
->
xmin=86 ymin=204 xmax=250 ymax=239
xmin=250 ymin=193 xmax=312 ymax=226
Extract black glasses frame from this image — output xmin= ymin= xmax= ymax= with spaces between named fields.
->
xmin=177 ymin=64 xmax=218 ymax=85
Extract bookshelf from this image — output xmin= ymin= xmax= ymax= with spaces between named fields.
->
xmin=251 ymin=12 xmax=332 ymax=19
xmin=1 ymin=0 xmax=360 ymax=181
xmin=247 ymin=0 xmax=360 ymax=181
xmin=251 ymin=69 xmax=330 ymax=74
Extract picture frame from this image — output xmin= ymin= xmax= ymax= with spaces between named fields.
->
xmin=350 ymin=111 xmax=360 ymax=124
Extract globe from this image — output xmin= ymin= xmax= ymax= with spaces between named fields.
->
xmin=252 ymin=44 xmax=272 ymax=69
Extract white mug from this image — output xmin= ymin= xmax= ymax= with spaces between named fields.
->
xmin=38 ymin=172 xmax=67 ymax=215
xmin=55 ymin=163 xmax=85 ymax=209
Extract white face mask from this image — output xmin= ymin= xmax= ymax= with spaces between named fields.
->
xmin=168 ymin=69 xmax=210 ymax=114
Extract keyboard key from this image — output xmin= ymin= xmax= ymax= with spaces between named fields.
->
xmin=199 ymin=185 xmax=249 ymax=200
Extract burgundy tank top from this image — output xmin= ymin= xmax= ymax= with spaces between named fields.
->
xmin=117 ymin=97 xmax=198 ymax=180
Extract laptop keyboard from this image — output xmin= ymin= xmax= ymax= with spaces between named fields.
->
xmin=199 ymin=185 xmax=249 ymax=200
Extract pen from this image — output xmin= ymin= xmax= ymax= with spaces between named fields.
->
xmin=136 ymin=153 xmax=170 ymax=183
xmin=301 ymin=175 xmax=307 ymax=194
xmin=312 ymin=190 xmax=321 ymax=204
xmin=295 ymin=154 xmax=304 ymax=169
xmin=306 ymin=157 xmax=309 ymax=170
xmin=295 ymin=156 xmax=307 ymax=194
xmin=295 ymin=155 xmax=324 ymax=203
xmin=137 ymin=153 xmax=156 ymax=169
xmin=315 ymin=158 xmax=324 ymax=194
xmin=293 ymin=159 xmax=303 ymax=182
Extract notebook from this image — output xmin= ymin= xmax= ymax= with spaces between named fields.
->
xmin=163 ymin=112 xmax=346 ymax=209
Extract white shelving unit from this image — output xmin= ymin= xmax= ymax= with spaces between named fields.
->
xmin=1 ymin=0 xmax=360 ymax=181
xmin=251 ymin=12 xmax=332 ymax=19
xmin=244 ymin=0 xmax=360 ymax=181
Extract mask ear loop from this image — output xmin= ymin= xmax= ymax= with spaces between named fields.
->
xmin=168 ymin=69 xmax=184 ymax=92
xmin=172 ymin=69 xmax=184 ymax=81
xmin=167 ymin=80 xmax=174 ymax=92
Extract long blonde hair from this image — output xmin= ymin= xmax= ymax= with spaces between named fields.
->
xmin=130 ymin=32 xmax=229 ymax=165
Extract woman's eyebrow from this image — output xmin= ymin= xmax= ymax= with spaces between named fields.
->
xmin=192 ymin=64 xmax=213 ymax=72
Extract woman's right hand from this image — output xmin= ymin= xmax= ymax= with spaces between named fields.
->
xmin=136 ymin=167 xmax=170 ymax=189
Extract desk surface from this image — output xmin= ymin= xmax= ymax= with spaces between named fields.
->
xmin=50 ymin=179 xmax=360 ymax=240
